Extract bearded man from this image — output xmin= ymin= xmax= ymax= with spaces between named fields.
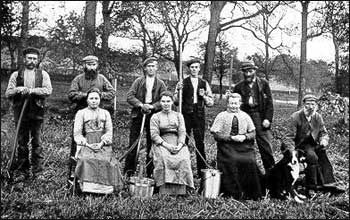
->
xmin=68 ymin=55 xmax=115 ymax=112
xmin=233 ymin=60 xmax=275 ymax=172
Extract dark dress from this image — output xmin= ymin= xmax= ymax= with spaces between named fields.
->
xmin=210 ymin=110 xmax=263 ymax=200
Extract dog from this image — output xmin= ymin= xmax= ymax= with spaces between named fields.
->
xmin=263 ymin=149 xmax=307 ymax=203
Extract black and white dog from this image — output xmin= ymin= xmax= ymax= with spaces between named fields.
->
xmin=263 ymin=149 xmax=307 ymax=203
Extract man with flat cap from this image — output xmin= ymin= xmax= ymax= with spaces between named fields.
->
xmin=5 ymin=47 xmax=52 ymax=181
xmin=124 ymin=56 xmax=167 ymax=178
xmin=281 ymin=94 xmax=345 ymax=197
xmin=174 ymin=58 xmax=214 ymax=178
xmin=67 ymin=55 xmax=115 ymax=181
xmin=233 ymin=59 xmax=275 ymax=172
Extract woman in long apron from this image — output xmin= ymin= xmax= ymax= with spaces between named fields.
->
xmin=210 ymin=93 xmax=263 ymax=200
xmin=73 ymin=88 xmax=123 ymax=194
xmin=150 ymin=91 xmax=194 ymax=195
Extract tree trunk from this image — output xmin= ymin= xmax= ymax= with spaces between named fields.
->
xmin=17 ymin=1 xmax=30 ymax=68
xmin=264 ymin=16 xmax=269 ymax=80
xmin=102 ymin=1 xmax=111 ymax=78
xmin=7 ymin=41 xmax=16 ymax=69
xmin=265 ymin=39 xmax=269 ymax=80
xmin=84 ymin=1 xmax=97 ymax=55
xmin=203 ymin=1 xmax=226 ymax=83
xmin=298 ymin=1 xmax=309 ymax=109
xmin=332 ymin=36 xmax=340 ymax=93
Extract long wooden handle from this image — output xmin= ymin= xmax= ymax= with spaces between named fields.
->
xmin=7 ymin=98 xmax=29 ymax=172
xmin=178 ymin=41 xmax=183 ymax=113
xmin=134 ymin=113 xmax=146 ymax=173
xmin=114 ymin=77 xmax=117 ymax=119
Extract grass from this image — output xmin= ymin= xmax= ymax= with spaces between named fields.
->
xmin=1 ymin=80 xmax=349 ymax=219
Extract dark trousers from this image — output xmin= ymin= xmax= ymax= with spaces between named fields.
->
xmin=183 ymin=112 xmax=206 ymax=176
xmin=15 ymin=119 xmax=43 ymax=173
xmin=124 ymin=113 xmax=154 ymax=177
xmin=300 ymin=144 xmax=336 ymax=188
xmin=249 ymin=112 xmax=275 ymax=170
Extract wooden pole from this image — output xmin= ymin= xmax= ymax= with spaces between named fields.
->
xmin=114 ymin=77 xmax=117 ymax=120
xmin=228 ymin=54 xmax=234 ymax=93
xmin=178 ymin=41 xmax=183 ymax=113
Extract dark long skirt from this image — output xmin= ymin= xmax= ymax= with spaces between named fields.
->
xmin=217 ymin=140 xmax=263 ymax=200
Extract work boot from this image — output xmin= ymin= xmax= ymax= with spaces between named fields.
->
xmin=305 ymin=165 xmax=319 ymax=190
xmin=13 ymin=170 xmax=30 ymax=182
xmin=323 ymin=183 xmax=346 ymax=194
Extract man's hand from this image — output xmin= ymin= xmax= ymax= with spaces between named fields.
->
xmin=175 ymin=82 xmax=183 ymax=91
xmin=77 ymin=92 xmax=87 ymax=100
xmin=320 ymin=139 xmax=328 ymax=147
xmin=199 ymin=88 xmax=205 ymax=97
xmin=262 ymin=119 xmax=270 ymax=128
xmin=231 ymin=135 xmax=245 ymax=142
xmin=17 ymin=87 xmax=30 ymax=95
xmin=140 ymin=103 xmax=153 ymax=114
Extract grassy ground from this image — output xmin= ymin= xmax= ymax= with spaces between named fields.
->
xmin=1 ymin=80 xmax=349 ymax=219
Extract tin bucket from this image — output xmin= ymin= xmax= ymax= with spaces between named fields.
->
xmin=201 ymin=169 xmax=222 ymax=199
xmin=128 ymin=176 xmax=155 ymax=198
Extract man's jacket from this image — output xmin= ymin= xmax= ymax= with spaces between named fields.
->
xmin=233 ymin=77 xmax=274 ymax=123
xmin=282 ymin=109 xmax=329 ymax=151
xmin=126 ymin=75 xmax=167 ymax=118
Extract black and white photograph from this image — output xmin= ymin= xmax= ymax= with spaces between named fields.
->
xmin=1 ymin=1 xmax=349 ymax=219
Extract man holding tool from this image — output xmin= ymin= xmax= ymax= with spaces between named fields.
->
xmin=5 ymin=47 xmax=52 ymax=181
xmin=124 ymin=56 xmax=167 ymax=178
xmin=173 ymin=58 xmax=214 ymax=177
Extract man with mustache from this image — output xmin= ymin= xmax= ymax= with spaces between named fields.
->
xmin=233 ymin=60 xmax=275 ymax=172
xmin=5 ymin=47 xmax=52 ymax=181
xmin=281 ymin=94 xmax=345 ymax=197
xmin=67 ymin=55 xmax=115 ymax=182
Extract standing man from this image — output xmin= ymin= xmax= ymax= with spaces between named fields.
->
xmin=281 ymin=94 xmax=345 ymax=196
xmin=5 ymin=47 xmax=53 ymax=180
xmin=174 ymin=58 xmax=214 ymax=177
xmin=67 ymin=55 xmax=115 ymax=180
xmin=233 ymin=60 xmax=275 ymax=172
xmin=124 ymin=56 xmax=167 ymax=178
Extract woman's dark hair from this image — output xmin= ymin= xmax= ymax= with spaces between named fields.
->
xmin=86 ymin=87 xmax=102 ymax=98
xmin=160 ymin=90 xmax=173 ymax=100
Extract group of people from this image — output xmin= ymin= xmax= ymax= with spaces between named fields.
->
xmin=5 ymin=47 xmax=345 ymax=200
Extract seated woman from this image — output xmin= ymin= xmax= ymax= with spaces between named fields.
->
xmin=150 ymin=91 xmax=194 ymax=195
xmin=73 ymin=87 xmax=123 ymax=194
xmin=210 ymin=93 xmax=263 ymax=200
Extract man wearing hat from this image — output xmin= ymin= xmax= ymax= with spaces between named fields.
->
xmin=67 ymin=55 xmax=115 ymax=181
xmin=281 ymin=94 xmax=345 ymax=196
xmin=233 ymin=60 xmax=275 ymax=172
xmin=5 ymin=47 xmax=53 ymax=180
xmin=124 ymin=56 xmax=167 ymax=177
xmin=174 ymin=58 xmax=214 ymax=178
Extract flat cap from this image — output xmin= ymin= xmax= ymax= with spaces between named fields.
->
xmin=23 ymin=47 xmax=40 ymax=56
xmin=143 ymin=56 xmax=158 ymax=67
xmin=82 ymin=55 xmax=99 ymax=63
xmin=303 ymin=94 xmax=318 ymax=102
xmin=186 ymin=58 xmax=201 ymax=68
xmin=240 ymin=60 xmax=258 ymax=71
